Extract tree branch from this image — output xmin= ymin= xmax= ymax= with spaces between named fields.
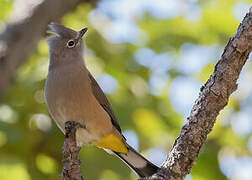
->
xmin=63 ymin=121 xmax=84 ymax=180
xmin=0 ymin=0 xmax=97 ymax=98
xmin=140 ymin=7 xmax=252 ymax=180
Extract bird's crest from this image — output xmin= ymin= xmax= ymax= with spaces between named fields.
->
xmin=47 ymin=22 xmax=78 ymax=39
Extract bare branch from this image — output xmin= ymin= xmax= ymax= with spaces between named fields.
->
xmin=63 ymin=121 xmax=84 ymax=180
xmin=141 ymin=7 xmax=252 ymax=180
xmin=0 ymin=0 xmax=97 ymax=97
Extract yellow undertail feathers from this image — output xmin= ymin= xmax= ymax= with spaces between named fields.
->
xmin=94 ymin=134 xmax=128 ymax=154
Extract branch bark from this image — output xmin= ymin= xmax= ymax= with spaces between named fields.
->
xmin=0 ymin=0 xmax=97 ymax=98
xmin=63 ymin=121 xmax=84 ymax=180
xmin=140 ymin=7 xmax=252 ymax=180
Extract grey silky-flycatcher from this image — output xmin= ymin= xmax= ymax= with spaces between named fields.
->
xmin=45 ymin=23 xmax=159 ymax=178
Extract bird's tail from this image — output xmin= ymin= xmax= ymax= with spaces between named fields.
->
xmin=114 ymin=143 xmax=159 ymax=178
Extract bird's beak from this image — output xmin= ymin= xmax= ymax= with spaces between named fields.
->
xmin=79 ymin=27 xmax=88 ymax=38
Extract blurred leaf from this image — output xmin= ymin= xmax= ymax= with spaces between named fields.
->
xmin=0 ymin=163 xmax=30 ymax=180
xmin=36 ymin=154 xmax=57 ymax=174
xmin=133 ymin=108 xmax=168 ymax=141
xmin=0 ymin=0 xmax=13 ymax=20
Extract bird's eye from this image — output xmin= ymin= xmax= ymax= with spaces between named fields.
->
xmin=67 ymin=40 xmax=75 ymax=48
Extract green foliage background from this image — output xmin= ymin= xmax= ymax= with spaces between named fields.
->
xmin=0 ymin=0 xmax=251 ymax=180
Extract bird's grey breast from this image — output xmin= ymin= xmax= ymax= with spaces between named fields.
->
xmin=45 ymin=64 xmax=89 ymax=129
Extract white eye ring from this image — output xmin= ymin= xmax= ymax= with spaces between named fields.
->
xmin=67 ymin=40 xmax=75 ymax=48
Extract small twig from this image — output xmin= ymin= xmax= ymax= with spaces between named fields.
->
xmin=62 ymin=121 xmax=84 ymax=180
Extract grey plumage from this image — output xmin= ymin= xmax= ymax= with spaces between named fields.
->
xmin=45 ymin=22 xmax=159 ymax=178
xmin=87 ymin=71 xmax=122 ymax=133
xmin=47 ymin=22 xmax=77 ymax=38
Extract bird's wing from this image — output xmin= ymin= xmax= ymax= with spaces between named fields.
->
xmin=88 ymin=71 xmax=122 ymax=133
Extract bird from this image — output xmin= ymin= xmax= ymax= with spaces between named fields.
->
xmin=45 ymin=22 xmax=159 ymax=178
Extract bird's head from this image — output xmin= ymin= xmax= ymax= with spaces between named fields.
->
xmin=47 ymin=23 xmax=88 ymax=65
